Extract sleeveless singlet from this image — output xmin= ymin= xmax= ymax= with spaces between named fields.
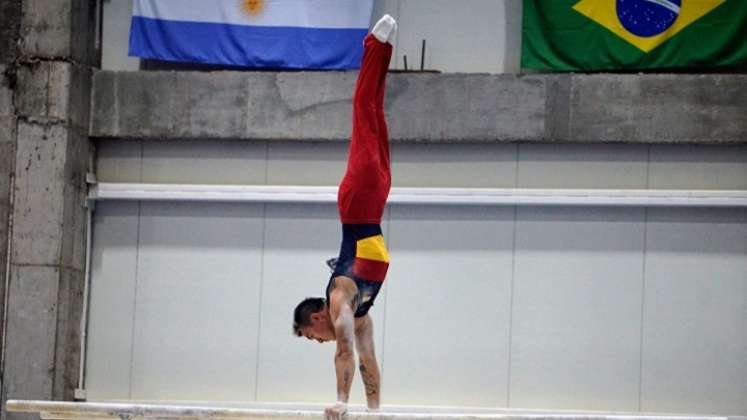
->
xmin=325 ymin=224 xmax=390 ymax=318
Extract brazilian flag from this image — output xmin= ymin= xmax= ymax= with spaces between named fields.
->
xmin=522 ymin=0 xmax=747 ymax=71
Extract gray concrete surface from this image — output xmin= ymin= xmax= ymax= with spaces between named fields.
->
xmin=0 ymin=65 xmax=14 ymax=146
xmin=0 ymin=141 xmax=11 ymax=374
xmin=11 ymin=122 xmax=69 ymax=266
xmin=0 ymin=65 xmax=13 ymax=325
xmin=20 ymin=0 xmax=73 ymax=58
xmin=1 ymin=2 xmax=97 ymax=420
xmin=60 ymin=129 xmax=89 ymax=274
xmin=16 ymin=62 xmax=73 ymax=123
xmin=52 ymin=267 xmax=85 ymax=401
xmin=0 ymin=47 xmax=14 ymax=420
xmin=2 ymin=266 xmax=60 ymax=405
xmin=569 ymin=74 xmax=747 ymax=143
xmin=0 ymin=1 xmax=21 ymax=64
xmin=15 ymin=62 xmax=92 ymax=132
xmin=90 ymin=71 xmax=747 ymax=144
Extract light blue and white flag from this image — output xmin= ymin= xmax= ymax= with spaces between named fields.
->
xmin=129 ymin=0 xmax=374 ymax=69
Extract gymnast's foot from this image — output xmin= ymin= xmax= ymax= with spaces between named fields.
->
xmin=372 ymin=14 xmax=397 ymax=44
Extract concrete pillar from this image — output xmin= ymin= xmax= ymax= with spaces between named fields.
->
xmin=0 ymin=1 xmax=99 ymax=419
xmin=0 ymin=0 xmax=22 ymax=411
xmin=0 ymin=62 xmax=15 ymax=395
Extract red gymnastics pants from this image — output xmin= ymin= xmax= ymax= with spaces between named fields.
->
xmin=337 ymin=34 xmax=393 ymax=225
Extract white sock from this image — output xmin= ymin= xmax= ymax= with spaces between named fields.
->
xmin=372 ymin=14 xmax=397 ymax=44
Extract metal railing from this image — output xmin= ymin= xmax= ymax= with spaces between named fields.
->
xmin=87 ymin=183 xmax=747 ymax=208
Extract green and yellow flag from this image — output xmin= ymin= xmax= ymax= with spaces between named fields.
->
xmin=522 ymin=0 xmax=747 ymax=71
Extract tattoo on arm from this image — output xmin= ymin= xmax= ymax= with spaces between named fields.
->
xmin=359 ymin=363 xmax=379 ymax=397
xmin=331 ymin=287 xmax=356 ymax=402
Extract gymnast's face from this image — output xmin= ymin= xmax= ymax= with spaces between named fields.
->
xmin=301 ymin=311 xmax=336 ymax=343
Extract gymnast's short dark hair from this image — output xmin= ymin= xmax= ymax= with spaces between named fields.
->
xmin=292 ymin=297 xmax=326 ymax=336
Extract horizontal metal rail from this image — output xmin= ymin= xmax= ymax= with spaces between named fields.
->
xmin=88 ymin=183 xmax=747 ymax=207
xmin=5 ymin=400 xmax=730 ymax=420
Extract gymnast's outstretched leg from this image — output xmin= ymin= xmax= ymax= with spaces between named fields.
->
xmin=337 ymin=23 xmax=394 ymax=225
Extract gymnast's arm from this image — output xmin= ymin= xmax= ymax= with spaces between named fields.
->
xmin=355 ymin=314 xmax=380 ymax=409
xmin=325 ymin=277 xmax=358 ymax=419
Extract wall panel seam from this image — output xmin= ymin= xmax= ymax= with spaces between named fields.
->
xmin=637 ymin=207 xmax=649 ymax=411
xmin=506 ymin=204 xmax=518 ymax=408
xmin=127 ymin=201 xmax=142 ymax=399
xmin=253 ymin=203 xmax=267 ymax=402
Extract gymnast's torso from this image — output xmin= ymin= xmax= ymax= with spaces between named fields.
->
xmin=325 ymin=223 xmax=390 ymax=318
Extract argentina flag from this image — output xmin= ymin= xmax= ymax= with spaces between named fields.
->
xmin=129 ymin=0 xmax=374 ymax=69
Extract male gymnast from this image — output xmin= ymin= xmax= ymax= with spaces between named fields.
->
xmin=292 ymin=14 xmax=397 ymax=420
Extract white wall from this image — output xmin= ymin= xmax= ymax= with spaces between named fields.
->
xmin=95 ymin=141 xmax=747 ymax=190
xmin=102 ymin=0 xmax=140 ymax=71
xmin=86 ymin=141 xmax=747 ymax=415
xmin=374 ymin=0 xmax=523 ymax=73
xmin=101 ymin=0 xmax=523 ymax=73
